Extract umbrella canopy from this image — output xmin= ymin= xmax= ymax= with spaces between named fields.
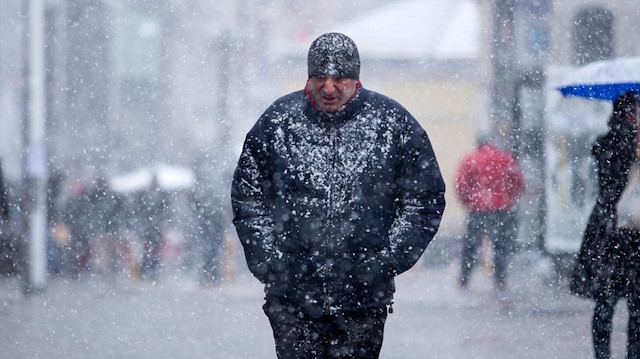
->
xmin=110 ymin=164 xmax=195 ymax=193
xmin=556 ymin=57 xmax=640 ymax=101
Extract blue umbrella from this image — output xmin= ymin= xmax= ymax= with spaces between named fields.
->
xmin=556 ymin=57 xmax=640 ymax=101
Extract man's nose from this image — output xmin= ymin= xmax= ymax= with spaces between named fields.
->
xmin=323 ymin=77 xmax=337 ymax=94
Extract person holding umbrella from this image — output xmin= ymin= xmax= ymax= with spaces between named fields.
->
xmin=571 ymin=91 xmax=640 ymax=359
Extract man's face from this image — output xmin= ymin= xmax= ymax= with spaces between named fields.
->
xmin=624 ymin=101 xmax=640 ymax=129
xmin=307 ymin=75 xmax=358 ymax=113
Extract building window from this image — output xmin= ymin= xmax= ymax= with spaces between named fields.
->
xmin=572 ymin=7 xmax=614 ymax=65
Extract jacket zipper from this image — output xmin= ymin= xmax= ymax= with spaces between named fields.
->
xmin=323 ymin=125 xmax=338 ymax=316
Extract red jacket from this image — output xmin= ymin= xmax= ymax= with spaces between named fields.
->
xmin=455 ymin=144 xmax=524 ymax=212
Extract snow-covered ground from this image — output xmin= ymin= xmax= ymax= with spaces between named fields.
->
xmin=0 ymin=250 xmax=630 ymax=358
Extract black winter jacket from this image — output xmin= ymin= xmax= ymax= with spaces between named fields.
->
xmin=231 ymin=86 xmax=446 ymax=317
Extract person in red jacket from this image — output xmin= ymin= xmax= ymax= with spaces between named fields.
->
xmin=455 ymin=133 xmax=524 ymax=290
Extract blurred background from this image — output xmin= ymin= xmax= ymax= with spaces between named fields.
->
xmin=0 ymin=0 xmax=639 ymax=291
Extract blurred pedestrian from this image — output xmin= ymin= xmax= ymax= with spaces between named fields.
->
xmin=455 ymin=132 xmax=524 ymax=291
xmin=138 ymin=177 xmax=169 ymax=281
xmin=231 ymin=32 xmax=445 ymax=358
xmin=46 ymin=172 xmax=70 ymax=275
xmin=190 ymin=186 xmax=225 ymax=286
xmin=0 ymin=159 xmax=15 ymax=275
xmin=0 ymin=161 xmax=8 ymax=223
xmin=62 ymin=179 xmax=92 ymax=276
xmin=86 ymin=177 xmax=120 ymax=275
xmin=571 ymin=91 xmax=640 ymax=359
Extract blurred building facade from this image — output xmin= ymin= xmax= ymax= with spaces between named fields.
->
xmin=476 ymin=0 xmax=640 ymax=253
xmin=0 ymin=0 xmax=269 ymax=186
xmin=43 ymin=0 xmax=224 ymax=182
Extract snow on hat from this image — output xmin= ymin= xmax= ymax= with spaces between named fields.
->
xmin=307 ymin=32 xmax=360 ymax=80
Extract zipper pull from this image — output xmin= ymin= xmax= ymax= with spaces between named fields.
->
xmin=388 ymin=302 xmax=394 ymax=314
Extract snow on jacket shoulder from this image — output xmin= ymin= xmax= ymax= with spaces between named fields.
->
xmin=231 ymin=86 xmax=445 ymax=316
xmin=455 ymin=144 xmax=524 ymax=212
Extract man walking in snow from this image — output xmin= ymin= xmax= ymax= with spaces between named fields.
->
xmin=231 ymin=32 xmax=445 ymax=358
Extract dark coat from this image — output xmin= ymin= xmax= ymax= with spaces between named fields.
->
xmin=571 ymin=126 xmax=638 ymax=301
xmin=0 ymin=163 xmax=8 ymax=221
xmin=231 ymin=86 xmax=446 ymax=317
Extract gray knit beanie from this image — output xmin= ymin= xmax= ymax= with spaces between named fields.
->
xmin=307 ymin=33 xmax=360 ymax=80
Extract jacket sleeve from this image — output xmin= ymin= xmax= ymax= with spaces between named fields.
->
xmin=384 ymin=115 xmax=446 ymax=275
xmin=454 ymin=157 xmax=473 ymax=208
xmin=506 ymin=156 xmax=525 ymax=203
xmin=593 ymin=132 xmax=635 ymax=205
xmin=231 ymin=119 xmax=284 ymax=284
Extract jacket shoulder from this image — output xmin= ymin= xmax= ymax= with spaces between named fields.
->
xmin=264 ymin=90 xmax=306 ymax=117
xmin=248 ymin=90 xmax=306 ymax=134
xmin=363 ymin=89 xmax=410 ymax=115
xmin=361 ymin=89 xmax=420 ymax=133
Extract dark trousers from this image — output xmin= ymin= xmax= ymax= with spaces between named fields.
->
xmin=459 ymin=210 xmax=515 ymax=286
xmin=593 ymin=295 xmax=640 ymax=359
xmin=263 ymin=301 xmax=387 ymax=359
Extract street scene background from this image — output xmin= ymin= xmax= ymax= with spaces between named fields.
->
xmin=2 ymin=1 xmax=640 ymax=358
